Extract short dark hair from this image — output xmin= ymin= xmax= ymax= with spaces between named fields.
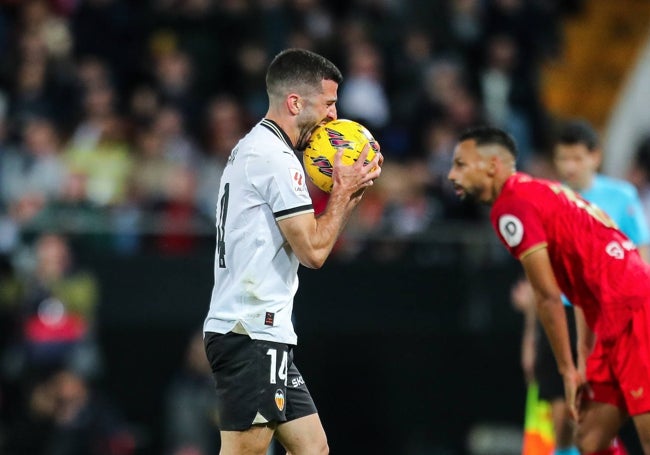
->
xmin=458 ymin=125 xmax=518 ymax=158
xmin=556 ymin=119 xmax=599 ymax=151
xmin=266 ymin=48 xmax=343 ymax=98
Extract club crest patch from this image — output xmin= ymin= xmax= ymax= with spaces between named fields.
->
xmin=275 ymin=389 xmax=285 ymax=411
xmin=499 ymin=214 xmax=524 ymax=247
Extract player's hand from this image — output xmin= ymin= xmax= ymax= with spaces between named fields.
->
xmin=331 ymin=143 xmax=382 ymax=199
xmin=562 ymin=367 xmax=584 ymax=421
xmin=521 ymin=335 xmax=536 ymax=384
xmin=511 ymin=279 xmax=535 ymax=313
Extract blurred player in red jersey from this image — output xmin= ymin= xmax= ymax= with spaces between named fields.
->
xmin=448 ymin=126 xmax=650 ymax=455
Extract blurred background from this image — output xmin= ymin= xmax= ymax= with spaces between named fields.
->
xmin=1 ymin=0 xmax=650 ymax=454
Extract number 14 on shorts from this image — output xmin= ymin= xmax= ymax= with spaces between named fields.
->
xmin=267 ymin=348 xmax=288 ymax=385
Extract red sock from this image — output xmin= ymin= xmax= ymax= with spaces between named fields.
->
xmin=612 ymin=437 xmax=628 ymax=455
xmin=586 ymin=439 xmax=627 ymax=455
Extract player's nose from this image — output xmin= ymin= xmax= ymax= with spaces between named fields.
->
xmin=328 ymin=105 xmax=337 ymax=121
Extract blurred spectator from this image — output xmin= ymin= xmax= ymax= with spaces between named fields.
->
xmin=24 ymin=171 xmax=115 ymax=252
xmin=2 ymin=367 xmax=59 ymax=455
xmin=130 ymin=124 xmax=177 ymax=205
xmin=1 ymin=117 xmax=65 ymax=201
xmin=0 ymin=117 xmax=67 ymax=225
xmin=447 ymin=0 xmax=483 ymax=61
xmin=473 ymin=32 xmax=536 ymax=168
xmin=287 ymin=0 xmax=334 ymax=52
xmin=64 ymin=113 xmax=134 ymax=207
xmin=147 ymin=166 xmax=209 ymax=255
xmin=153 ymin=49 xmax=201 ymax=127
xmin=409 ymin=57 xmax=480 ymax=159
xmin=149 ymin=0 xmax=224 ymax=101
xmin=11 ymin=233 xmax=101 ymax=379
xmin=67 ymin=61 xmax=116 ymax=150
xmin=127 ymin=84 xmax=160 ymax=128
xmin=70 ymin=0 xmax=145 ymax=91
xmin=388 ymin=28 xmax=436 ymax=126
xmin=233 ymin=42 xmax=271 ymax=119
xmin=3 ymin=366 xmax=135 ymax=455
xmin=163 ymin=330 xmax=220 ymax=455
xmin=196 ymin=94 xmax=250 ymax=217
xmin=8 ymin=49 xmax=54 ymax=133
xmin=152 ymin=104 xmax=201 ymax=168
xmin=338 ymin=40 xmax=390 ymax=131
xmin=628 ymin=135 xmax=650 ymax=230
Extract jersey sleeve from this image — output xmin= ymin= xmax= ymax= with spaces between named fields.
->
xmin=248 ymin=149 xmax=314 ymax=221
xmin=491 ymin=194 xmax=548 ymax=259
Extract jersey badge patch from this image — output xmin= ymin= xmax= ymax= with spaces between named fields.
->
xmin=275 ymin=389 xmax=285 ymax=411
xmin=499 ymin=214 xmax=524 ymax=247
xmin=606 ymin=241 xmax=624 ymax=259
xmin=265 ymin=312 xmax=275 ymax=326
xmin=290 ymin=168 xmax=307 ymax=193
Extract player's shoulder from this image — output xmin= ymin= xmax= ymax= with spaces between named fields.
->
xmin=499 ymin=173 xmax=553 ymax=202
xmin=237 ymin=121 xmax=297 ymax=161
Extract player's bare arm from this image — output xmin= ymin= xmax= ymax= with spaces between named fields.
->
xmin=520 ymin=247 xmax=582 ymax=419
xmin=278 ymin=145 xmax=381 ymax=268
xmin=511 ymin=279 xmax=537 ymax=383
xmin=574 ymin=305 xmax=594 ymax=378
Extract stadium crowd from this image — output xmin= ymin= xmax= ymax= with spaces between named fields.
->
xmin=0 ymin=0 xmax=581 ymax=258
xmin=3 ymin=0 xmax=650 ymax=454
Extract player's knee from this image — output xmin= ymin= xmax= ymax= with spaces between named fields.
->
xmin=317 ymin=438 xmax=329 ymax=455
xmin=286 ymin=437 xmax=328 ymax=455
xmin=574 ymin=427 xmax=610 ymax=454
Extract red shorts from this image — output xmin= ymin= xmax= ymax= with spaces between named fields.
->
xmin=586 ymin=303 xmax=650 ymax=416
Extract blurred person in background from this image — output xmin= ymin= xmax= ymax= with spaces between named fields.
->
xmin=627 ymin=135 xmax=650 ymax=231
xmin=130 ymin=123 xmax=178 ymax=206
xmin=0 ymin=117 xmax=67 ymax=226
xmin=152 ymin=104 xmax=202 ymax=169
xmin=164 ymin=330 xmax=220 ymax=455
xmin=3 ymin=365 xmax=135 ymax=455
xmin=147 ymin=165 xmax=209 ymax=256
xmin=196 ymin=94 xmax=251 ymax=218
xmin=233 ymin=41 xmax=272 ymax=119
xmin=449 ymin=126 xmax=650 ymax=455
xmin=64 ymin=111 xmax=134 ymax=207
xmin=0 ymin=116 xmax=66 ymax=203
xmin=338 ymin=40 xmax=390 ymax=132
xmin=25 ymin=170 xmax=117 ymax=252
xmin=9 ymin=233 xmax=102 ymax=381
xmin=513 ymin=119 xmax=650 ymax=455
xmin=203 ymin=48 xmax=382 ymax=455
xmin=153 ymin=49 xmax=202 ymax=129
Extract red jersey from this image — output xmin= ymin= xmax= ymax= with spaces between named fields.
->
xmin=491 ymin=172 xmax=650 ymax=341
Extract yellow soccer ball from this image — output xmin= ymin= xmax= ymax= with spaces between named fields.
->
xmin=303 ymin=119 xmax=379 ymax=193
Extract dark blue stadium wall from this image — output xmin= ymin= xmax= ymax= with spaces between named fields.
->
xmin=89 ymin=249 xmax=525 ymax=455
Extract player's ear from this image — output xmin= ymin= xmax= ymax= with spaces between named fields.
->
xmin=487 ymin=154 xmax=498 ymax=176
xmin=592 ymin=148 xmax=603 ymax=171
xmin=287 ymin=94 xmax=302 ymax=115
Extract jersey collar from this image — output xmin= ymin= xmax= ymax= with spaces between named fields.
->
xmin=261 ymin=118 xmax=294 ymax=150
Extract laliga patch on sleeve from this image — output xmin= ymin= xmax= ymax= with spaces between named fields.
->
xmin=499 ymin=214 xmax=524 ymax=247
xmin=289 ymin=168 xmax=307 ymax=193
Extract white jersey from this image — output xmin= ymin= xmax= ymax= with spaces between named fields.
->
xmin=203 ymin=119 xmax=314 ymax=345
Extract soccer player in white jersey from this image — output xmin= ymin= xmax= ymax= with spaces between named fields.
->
xmin=203 ymin=48 xmax=382 ymax=455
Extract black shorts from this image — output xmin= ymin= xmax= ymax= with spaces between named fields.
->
xmin=204 ymin=331 xmax=318 ymax=431
xmin=536 ymin=305 xmax=578 ymax=401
